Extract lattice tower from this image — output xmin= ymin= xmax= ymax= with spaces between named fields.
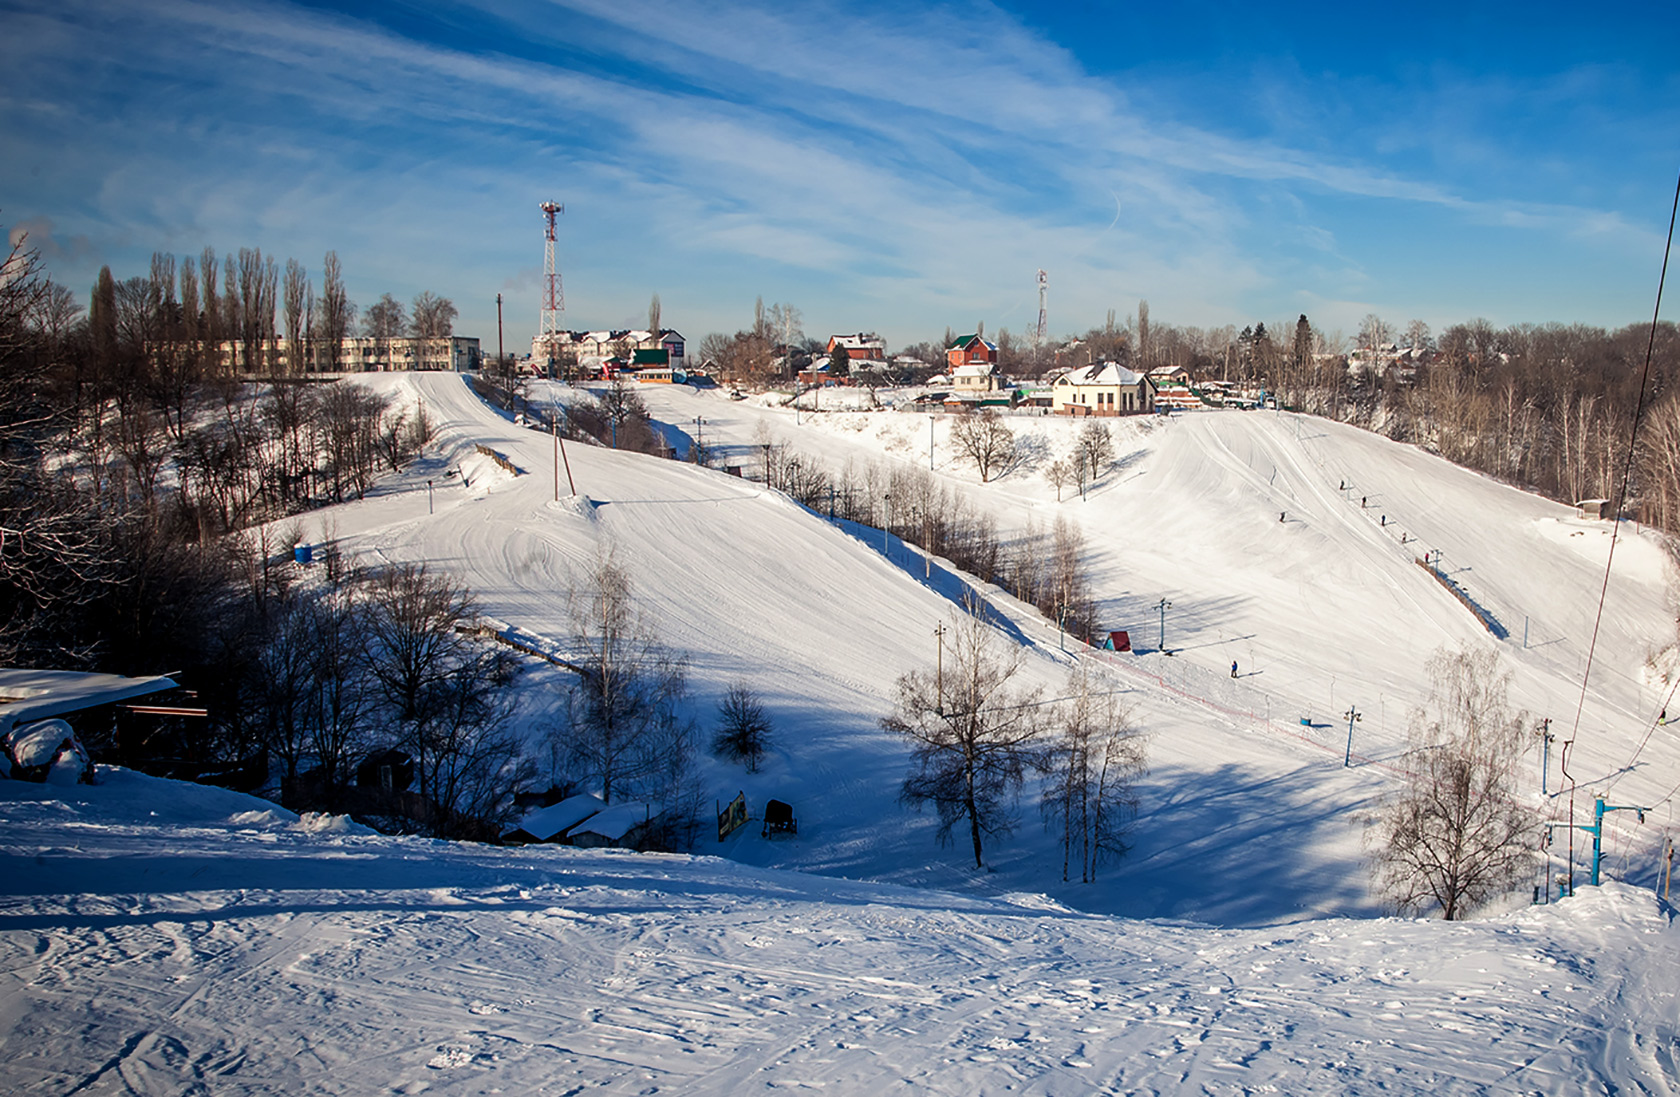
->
xmin=1036 ymin=269 xmax=1048 ymax=343
xmin=539 ymin=201 xmax=565 ymax=361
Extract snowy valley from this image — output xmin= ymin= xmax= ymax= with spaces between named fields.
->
xmin=5 ymin=371 xmax=1679 ymax=1094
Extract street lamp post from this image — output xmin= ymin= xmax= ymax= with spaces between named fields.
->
xmin=1156 ymin=597 xmax=1172 ymax=653
xmin=883 ymin=492 xmax=892 ymax=555
xmin=427 ymin=478 xmax=433 ymax=515
xmin=1344 ymin=706 xmax=1363 ymax=767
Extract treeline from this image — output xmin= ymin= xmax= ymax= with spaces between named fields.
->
xmin=0 ymin=233 xmax=430 ymax=736
xmin=758 ymin=442 xmax=1100 ymax=641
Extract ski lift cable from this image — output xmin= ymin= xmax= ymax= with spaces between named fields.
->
xmin=1570 ymin=163 xmax=1679 ymax=790
xmin=1605 ymin=666 xmax=1680 ymax=797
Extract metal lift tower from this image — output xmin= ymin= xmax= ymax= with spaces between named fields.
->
xmin=1036 ymin=269 xmax=1048 ymax=343
xmin=539 ymin=201 xmax=565 ymax=366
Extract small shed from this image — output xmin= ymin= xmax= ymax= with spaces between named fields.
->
xmin=0 ymin=668 xmax=178 ymax=784
xmin=1102 ymin=630 xmax=1132 ymax=653
xmin=1575 ymin=498 xmax=1611 ymax=520
xmin=568 ymin=801 xmax=652 ymax=849
xmin=502 ymin=792 xmax=606 ymax=845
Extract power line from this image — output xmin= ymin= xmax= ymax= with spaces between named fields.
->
xmin=1586 ymin=163 xmax=1680 ymax=794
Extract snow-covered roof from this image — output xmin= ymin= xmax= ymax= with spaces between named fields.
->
xmin=507 ymin=793 xmax=606 ymax=842
xmin=953 ymin=363 xmax=994 ymax=378
xmin=571 ymin=802 xmax=650 ymax=841
xmin=0 ymin=669 xmax=178 ymax=736
xmin=1057 ymin=362 xmax=1146 ymax=387
xmin=829 ymin=333 xmax=885 ymax=352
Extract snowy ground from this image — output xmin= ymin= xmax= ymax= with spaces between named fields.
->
xmin=5 ymin=371 xmax=1679 ymax=1093
xmin=3 ymin=772 xmax=1677 ymax=1095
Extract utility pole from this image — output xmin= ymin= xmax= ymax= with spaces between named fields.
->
xmin=1343 ymin=705 xmax=1362 ymax=767
xmin=554 ymin=419 xmax=575 ymax=497
xmin=1538 ymin=718 xmax=1554 ymax=795
xmin=496 ymin=293 xmax=504 ymax=374
xmin=1156 ymin=597 xmax=1172 ymax=654
xmin=934 ymin=622 xmax=946 ymax=716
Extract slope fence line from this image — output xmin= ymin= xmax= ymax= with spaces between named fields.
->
xmin=474 ymin=444 xmax=522 ymax=475
xmin=1417 ymin=558 xmax=1509 ymax=639
xmin=456 ymin=620 xmax=585 ymax=676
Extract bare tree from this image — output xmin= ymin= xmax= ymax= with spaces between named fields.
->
xmin=1357 ymin=313 xmax=1393 ymax=352
xmin=713 ymin=683 xmax=774 ymax=772
xmin=648 ymin=293 xmax=661 ymax=336
xmin=363 ymin=294 xmax=406 ymax=371
xmin=305 ymin=585 xmax=371 ymax=807
xmin=950 ymin=408 xmax=1016 ymax=483
xmin=318 ymin=251 xmax=353 ymax=372
xmin=1040 ymin=662 xmax=1148 ymax=882
xmin=1136 ymin=298 xmax=1150 ymax=367
xmin=1075 ymin=419 xmax=1114 ymax=482
xmin=1368 ymin=646 xmax=1535 ymax=919
xmin=1046 ymin=515 xmax=1094 ymax=641
xmin=283 ymin=259 xmax=308 ymax=375
xmin=563 ymin=548 xmax=692 ymax=805
xmin=882 ymin=604 xmax=1045 ymax=868
xmin=409 ymin=291 xmax=456 ymax=338
xmin=361 ymin=562 xmax=525 ymax=837
xmin=1045 ymin=457 xmax=1072 ymax=502
xmin=597 ymin=376 xmax=645 ymax=445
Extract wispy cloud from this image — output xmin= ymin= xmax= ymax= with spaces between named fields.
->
xmin=1 ymin=0 xmax=1670 ymax=347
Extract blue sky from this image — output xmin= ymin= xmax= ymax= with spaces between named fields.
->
xmin=3 ymin=0 xmax=1677 ymax=353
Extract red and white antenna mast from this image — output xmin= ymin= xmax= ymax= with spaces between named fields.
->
xmin=539 ymin=200 xmax=565 ymax=362
xmin=1035 ymin=269 xmax=1048 ymax=343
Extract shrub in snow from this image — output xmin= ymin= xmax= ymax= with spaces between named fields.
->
xmin=713 ymin=685 xmax=773 ymax=773
xmin=3 ymin=719 xmax=95 ymax=784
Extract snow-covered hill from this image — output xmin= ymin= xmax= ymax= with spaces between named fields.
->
xmin=6 ymin=371 xmax=1679 ymax=1093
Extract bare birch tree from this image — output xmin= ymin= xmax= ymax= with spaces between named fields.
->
xmin=1040 ymin=662 xmax=1148 ymax=882
xmin=1368 ymin=646 xmax=1535 ymax=919
xmin=563 ymin=548 xmax=692 ymax=806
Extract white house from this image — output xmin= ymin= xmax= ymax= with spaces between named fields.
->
xmin=1051 ymin=362 xmax=1155 ymax=416
xmin=951 ymin=362 xmax=998 ymax=393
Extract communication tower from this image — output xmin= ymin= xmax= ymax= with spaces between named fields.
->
xmin=539 ymin=201 xmax=565 ymax=364
xmin=1035 ymin=269 xmax=1048 ymax=343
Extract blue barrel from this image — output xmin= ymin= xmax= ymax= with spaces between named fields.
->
xmin=293 ymin=544 xmax=313 ymax=565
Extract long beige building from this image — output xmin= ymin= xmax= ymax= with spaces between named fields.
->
xmin=218 ymin=335 xmax=482 ymax=374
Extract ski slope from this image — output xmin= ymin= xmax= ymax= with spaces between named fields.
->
xmin=5 ymin=371 xmax=1679 ymax=1094
xmin=309 ymin=372 xmax=1678 ymax=920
